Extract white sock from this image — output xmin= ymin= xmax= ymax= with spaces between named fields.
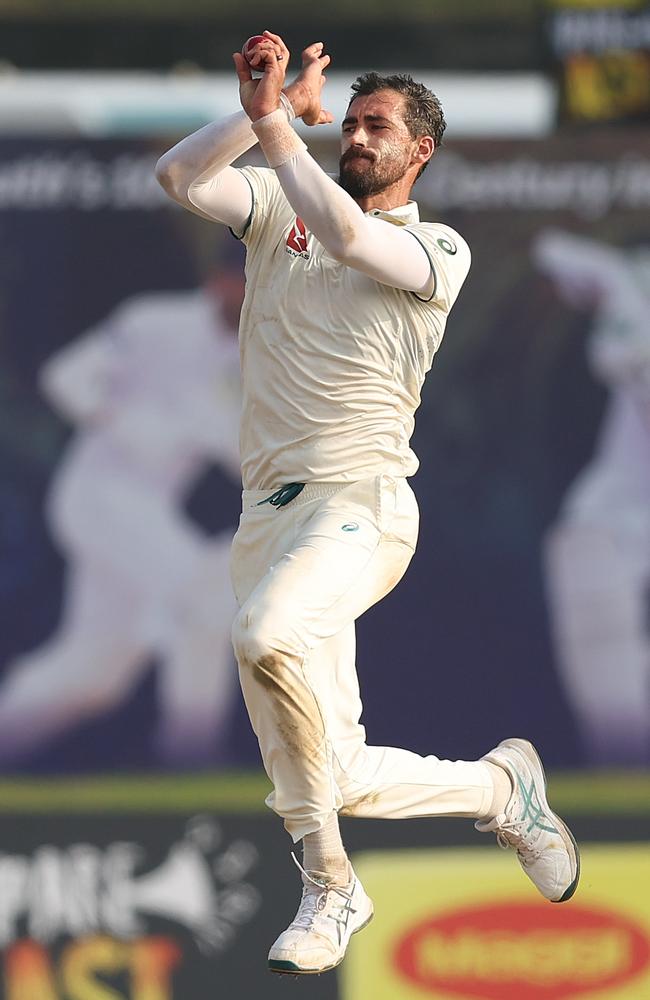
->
xmin=485 ymin=761 xmax=514 ymax=818
xmin=302 ymin=812 xmax=350 ymax=885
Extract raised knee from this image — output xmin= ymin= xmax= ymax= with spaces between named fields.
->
xmin=232 ymin=608 xmax=280 ymax=675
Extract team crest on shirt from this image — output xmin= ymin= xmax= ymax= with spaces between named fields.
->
xmin=286 ymin=217 xmax=311 ymax=260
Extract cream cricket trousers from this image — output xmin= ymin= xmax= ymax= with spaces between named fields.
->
xmin=230 ymin=475 xmax=493 ymax=842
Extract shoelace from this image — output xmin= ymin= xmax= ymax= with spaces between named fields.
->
xmin=493 ymin=819 xmax=543 ymax=862
xmin=257 ymin=483 xmax=305 ymax=508
xmin=292 ymin=886 xmax=328 ymax=930
xmin=289 ymin=853 xmax=353 ymax=931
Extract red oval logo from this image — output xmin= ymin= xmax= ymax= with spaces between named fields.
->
xmin=393 ymin=900 xmax=650 ymax=1000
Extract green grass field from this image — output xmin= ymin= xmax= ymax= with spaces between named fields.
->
xmin=0 ymin=769 xmax=646 ymax=813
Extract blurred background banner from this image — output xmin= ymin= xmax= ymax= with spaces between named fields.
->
xmin=0 ymin=800 xmax=337 ymax=1000
xmin=344 ymin=845 xmax=650 ymax=1000
xmin=0 ymin=772 xmax=645 ymax=1000
xmin=0 ymin=137 xmax=247 ymax=772
xmin=544 ymin=0 xmax=650 ymax=124
xmin=0 ymin=776 xmax=646 ymax=1000
xmin=0 ymin=812 xmax=265 ymax=999
xmin=1 ymin=127 xmax=649 ymax=773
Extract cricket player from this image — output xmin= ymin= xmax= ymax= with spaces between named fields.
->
xmin=0 ymin=255 xmax=243 ymax=766
xmin=156 ymin=32 xmax=580 ymax=974
xmin=534 ymin=229 xmax=650 ymax=764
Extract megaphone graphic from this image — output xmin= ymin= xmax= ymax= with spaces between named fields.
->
xmin=132 ymin=842 xmax=217 ymax=933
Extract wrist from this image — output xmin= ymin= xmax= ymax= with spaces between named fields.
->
xmin=249 ymin=103 xmax=280 ymax=122
xmin=249 ymin=94 xmax=294 ymax=124
xmin=283 ymin=81 xmax=308 ymax=119
xmin=279 ymin=91 xmax=296 ymax=122
xmin=251 ymin=109 xmax=307 ymax=168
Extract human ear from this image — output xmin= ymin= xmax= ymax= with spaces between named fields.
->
xmin=414 ymin=135 xmax=434 ymax=167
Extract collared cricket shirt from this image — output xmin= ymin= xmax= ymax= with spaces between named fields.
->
xmin=235 ymin=166 xmax=470 ymax=490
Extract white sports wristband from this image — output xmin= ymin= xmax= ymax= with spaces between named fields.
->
xmin=251 ymin=109 xmax=306 ymax=168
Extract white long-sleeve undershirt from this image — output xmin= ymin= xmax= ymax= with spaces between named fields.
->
xmin=156 ymin=109 xmax=434 ymax=296
xmin=156 ymin=110 xmax=257 ymax=229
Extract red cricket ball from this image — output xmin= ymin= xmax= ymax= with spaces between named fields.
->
xmin=241 ymin=35 xmax=267 ymax=64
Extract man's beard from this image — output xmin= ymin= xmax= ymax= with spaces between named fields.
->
xmin=338 ymin=148 xmax=408 ymax=198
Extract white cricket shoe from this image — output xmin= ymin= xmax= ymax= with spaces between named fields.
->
xmin=475 ymin=737 xmax=580 ymax=902
xmin=268 ymin=857 xmax=374 ymax=975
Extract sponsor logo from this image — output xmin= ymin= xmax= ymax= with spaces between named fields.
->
xmin=437 ymin=236 xmax=457 ymax=255
xmin=393 ymin=900 xmax=650 ymax=1000
xmin=341 ymin=523 xmax=359 ymax=532
xmin=0 ymin=816 xmax=260 ymax=953
xmin=0 ymin=816 xmax=261 ymax=998
xmin=286 ymin=217 xmax=310 ymax=258
xmin=5 ymin=936 xmax=181 ymax=1000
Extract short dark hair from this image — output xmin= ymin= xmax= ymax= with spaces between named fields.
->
xmin=348 ymin=72 xmax=446 ymax=176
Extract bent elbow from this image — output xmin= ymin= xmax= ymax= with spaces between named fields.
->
xmin=326 ymin=230 xmax=363 ymax=267
xmin=154 ymin=155 xmax=170 ymax=188
xmin=154 ymin=155 xmax=186 ymax=201
xmin=332 ymin=238 xmax=367 ymax=270
xmin=306 ymin=210 xmax=362 ymax=265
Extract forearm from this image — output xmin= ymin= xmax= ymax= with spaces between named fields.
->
xmin=155 ymin=111 xmax=257 ymax=226
xmin=251 ymin=111 xmax=432 ymax=293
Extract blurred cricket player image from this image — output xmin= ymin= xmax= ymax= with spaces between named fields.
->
xmin=0 ymin=246 xmax=245 ymax=766
xmin=534 ymin=229 xmax=650 ymax=766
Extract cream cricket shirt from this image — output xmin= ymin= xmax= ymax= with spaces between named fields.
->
xmin=236 ymin=166 xmax=470 ymax=491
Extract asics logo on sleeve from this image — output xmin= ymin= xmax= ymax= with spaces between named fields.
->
xmin=286 ymin=217 xmax=311 ymax=259
xmin=437 ymin=236 xmax=457 ymax=255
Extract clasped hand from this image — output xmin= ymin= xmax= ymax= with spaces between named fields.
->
xmin=232 ymin=30 xmax=334 ymax=127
